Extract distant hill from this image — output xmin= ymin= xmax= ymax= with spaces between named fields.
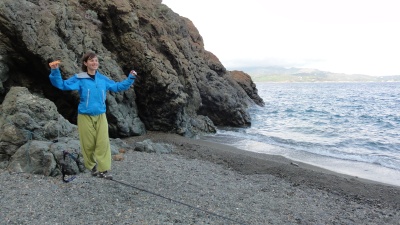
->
xmin=233 ymin=66 xmax=400 ymax=82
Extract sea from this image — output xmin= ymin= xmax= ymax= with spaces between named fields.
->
xmin=201 ymin=82 xmax=400 ymax=187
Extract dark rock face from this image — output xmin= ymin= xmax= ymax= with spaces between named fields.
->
xmin=0 ymin=0 xmax=264 ymax=138
xmin=229 ymin=70 xmax=265 ymax=107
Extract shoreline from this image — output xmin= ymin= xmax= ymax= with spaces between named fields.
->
xmin=201 ymin=135 xmax=400 ymax=188
xmin=124 ymin=132 xmax=400 ymax=209
xmin=126 ymin=132 xmax=400 ymax=208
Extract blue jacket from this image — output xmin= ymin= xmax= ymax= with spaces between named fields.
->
xmin=49 ymin=68 xmax=136 ymax=115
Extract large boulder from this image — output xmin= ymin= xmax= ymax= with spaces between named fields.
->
xmin=8 ymin=140 xmax=57 ymax=176
xmin=8 ymin=137 xmax=85 ymax=176
xmin=0 ymin=87 xmax=78 ymax=157
xmin=0 ymin=86 xmax=77 ymax=171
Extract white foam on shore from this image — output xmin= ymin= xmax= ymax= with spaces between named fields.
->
xmin=202 ymin=136 xmax=400 ymax=187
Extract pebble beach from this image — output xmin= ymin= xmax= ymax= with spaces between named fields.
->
xmin=1 ymin=132 xmax=399 ymax=224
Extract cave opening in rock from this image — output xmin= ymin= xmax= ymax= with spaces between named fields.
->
xmin=1 ymin=51 xmax=79 ymax=125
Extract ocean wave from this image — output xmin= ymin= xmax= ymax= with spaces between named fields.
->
xmin=212 ymin=82 xmax=400 ymax=175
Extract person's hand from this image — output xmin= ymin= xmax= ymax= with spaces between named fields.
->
xmin=49 ymin=60 xmax=61 ymax=69
xmin=130 ymin=70 xmax=137 ymax=78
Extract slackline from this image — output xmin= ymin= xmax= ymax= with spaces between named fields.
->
xmin=110 ymin=178 xmax=246 ymax=225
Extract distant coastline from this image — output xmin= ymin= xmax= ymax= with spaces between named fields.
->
xmin=230 ymin=66 xmax=400 ymax=83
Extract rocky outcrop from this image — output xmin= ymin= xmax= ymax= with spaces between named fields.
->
xmin=229 ymin=70 xmax=265 ymax=107
xmin=0 ymin=0 xmax=263 ymax=139
xmin=0 ymin=87 xmax=77 ymax=156
xmin=0 ymin=86 xmax=78 ymax=173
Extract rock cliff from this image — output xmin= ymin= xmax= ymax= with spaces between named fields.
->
xmin=0 ymin=0 xmax=263 ymax=138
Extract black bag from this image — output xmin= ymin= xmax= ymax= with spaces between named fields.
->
xmin=60 ymin=150 xmax=83 ymax=183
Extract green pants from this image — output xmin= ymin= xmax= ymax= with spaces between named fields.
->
xmin=78 ymin=113 xmax=111 ymax=172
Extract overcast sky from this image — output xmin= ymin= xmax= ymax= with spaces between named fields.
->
xmin=162 ymin=0 xmax=400 ymax=76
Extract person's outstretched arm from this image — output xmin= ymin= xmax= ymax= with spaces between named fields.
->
xmin=48 ymin=62 xmax=80 ymax=91
xmin=107 ymin=70 xmax=138 ymax=92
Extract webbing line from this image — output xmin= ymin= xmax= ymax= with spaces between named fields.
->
xmin=110 ymin=179 xmax=246 ymax=225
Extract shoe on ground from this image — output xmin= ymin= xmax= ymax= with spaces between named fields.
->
xmin=98 ymin=171 xmax=113 ymax=180
xmin=91 ymin=165 xmax=98 ymax=177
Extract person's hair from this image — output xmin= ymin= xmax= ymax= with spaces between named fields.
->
xmin=81 ymin=51 xmax=97 ymax=72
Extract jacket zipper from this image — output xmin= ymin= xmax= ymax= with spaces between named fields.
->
xmin=102 ymin=90 xmax=105 ymax=105
xmin=86 ymin=89 xmax=90 ymax=108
